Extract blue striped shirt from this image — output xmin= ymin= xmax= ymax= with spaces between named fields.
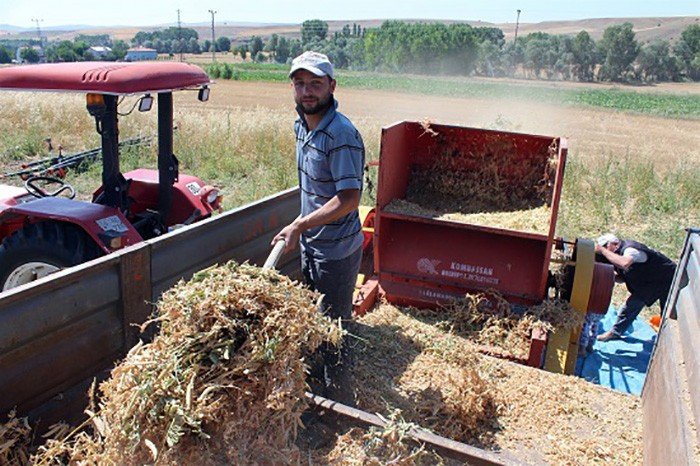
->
xmin=295 ymin=99 xmax=364 ymax=260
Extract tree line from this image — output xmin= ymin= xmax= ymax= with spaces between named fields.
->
xmin=303 ymin=20 xmax=699 ymax=83
xmin=2 ymin=20 xmax=698 ymax=83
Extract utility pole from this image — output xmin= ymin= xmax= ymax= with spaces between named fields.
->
xmin=514 ymin=9 xmax=522 ymax=43
xmin=177 ymin=9 xmax=183 ymax=62
xmin=208 ymin=9 xmax=217 ymax=63
xmin=31 ymin=18 xmax=43 ymax=45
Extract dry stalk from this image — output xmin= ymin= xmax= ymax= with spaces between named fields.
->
xmin=31 ymin=262 xmax=341 ymax=465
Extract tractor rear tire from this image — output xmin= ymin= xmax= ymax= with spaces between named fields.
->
xmin=0 ymin=222 xmax=102 ymax=291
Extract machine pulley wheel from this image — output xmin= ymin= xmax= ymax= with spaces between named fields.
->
xmin=24 ymin=175 xmax=76 ymax=199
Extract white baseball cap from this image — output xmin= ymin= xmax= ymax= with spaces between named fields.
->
xmin=597 ymin=233 xmax=620 ymax=247
xmin=289 ymin=51 xmax=335 ymax=79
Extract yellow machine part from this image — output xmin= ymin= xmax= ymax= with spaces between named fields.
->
xmin=358 ymin=205 xmax=374 ymax=226
xmin=544 ymin=238 xmax=594 ymax=374
xmin=359 ymin=205 xmax=375 ymax=234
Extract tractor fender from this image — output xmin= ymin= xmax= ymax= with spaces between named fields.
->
xmin=95 ymin=169 xmax=220 ymax=227
xmin=0 ymin=197 xmax=143 ymax=253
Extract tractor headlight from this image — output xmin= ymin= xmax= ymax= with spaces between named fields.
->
xmin=199 ymin=185 xmax=222 ymax=208
xmin=206 ymin=189 xmax=219 ymax=204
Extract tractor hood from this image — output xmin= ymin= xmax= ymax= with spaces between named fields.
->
xmin=0 ymin=62 xmax=211 ymax=95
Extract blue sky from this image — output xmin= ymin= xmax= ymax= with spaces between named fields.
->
xmin=1 ymin=0 xmax=698 ymax=28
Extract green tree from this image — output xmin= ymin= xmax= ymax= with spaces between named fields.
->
xmin=216 ymin=36 xmax=231 ymax=52
xmin=203 ymin=39 xmax=212 ymax=53
xmin=674 ymin=24 xmax=700 ymax=80
xmin=236 ymin=44 xmax=249 ymax=60
xmin=637 ymin=40 xmax=679 ymax=82
xmin=0 ymin=45 xmax=11 ymax=64
xmin=21 ymin=47 xmax=40 ymax=63
xmin=74 ymin=34 xmax=111 ymax=46
xmin=301 ymin=19 xmax=328 ymax=44
xmin=275 ymin=37 xmax=290 ymax=63
xmin=254 ymin=51 xmax=266 ymax=63
xmin=111 ymin=40 xmax=128 ymax=60
xmin=188 ymin=38 xmax=201 ymax=54
xmin=289 ymin=39 xmax=303 ymax=60
xmin=598 ymin=22 xmax=639 ymax=82
xmin=524 ymin=38 xmax=551 ymax=78
xmin=571 ymin=31 xmax=597 ymax=81
xmin=268 ymin=34 xmax=279 ymax=53
xmin=250 ymin=36 xmax=264 ymax=58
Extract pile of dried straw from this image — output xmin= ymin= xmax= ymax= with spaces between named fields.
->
xmin=413 ymin=292 xmax=583 ymax=360
xmin=314 ymin=416 xmax=454 ymax=466
xmin=0 ymin=410 xmax=32 ymax=466
xmin=396 ymin=136 xmax=558 ymax=233
xmin=344 ymin=303 xmax=641 ymax=465
xmin=31 ymin=262 xmax=340 ymax=465
xmin=385 ymin=198 xmax=552 ymax=234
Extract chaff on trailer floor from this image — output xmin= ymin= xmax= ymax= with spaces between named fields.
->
xmin=338 ymin=303 xmax=642 ymax=466
xmin=412 ymin=292 xmax=583 ymax=360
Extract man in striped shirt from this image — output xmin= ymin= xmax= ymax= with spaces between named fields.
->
xmin=272 ymin=51 xmax=364 ymax=324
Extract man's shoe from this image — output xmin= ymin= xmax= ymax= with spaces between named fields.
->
xmin=596 ymin=330 xmax=620 ymax=342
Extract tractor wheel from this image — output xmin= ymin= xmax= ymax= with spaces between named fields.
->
xmin=0 ymin=222 xmax=102 ymax=291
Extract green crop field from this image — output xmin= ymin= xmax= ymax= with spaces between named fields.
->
xmin=206 ymin=63 xmax=700 ymax=119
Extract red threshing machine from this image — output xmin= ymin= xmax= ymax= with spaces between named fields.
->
xmin=0 ymin=62 xmax=222 ymax=291
xmin=355 ymin=121 xmax=615 ymax=374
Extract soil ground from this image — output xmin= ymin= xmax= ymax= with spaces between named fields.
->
xmin=177 ymin=80 xmax=700 ymax=166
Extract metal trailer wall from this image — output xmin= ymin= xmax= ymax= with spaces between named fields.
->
xmin=642 ymin=228 xmax=700 ymax=466
xmin=0 ymin=188 xmax=300 ymax=429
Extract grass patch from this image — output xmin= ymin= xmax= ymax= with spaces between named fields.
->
xmin=205 ymin=64 xmax=700 ymax=119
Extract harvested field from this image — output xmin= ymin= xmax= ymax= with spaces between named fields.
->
xmin=30 ymin=262 xmax=341 ymax=465
xmin=385 ymin=198 xmax=552 ymax=234
xmin=344 ymin=303 xmax=642 ymax=465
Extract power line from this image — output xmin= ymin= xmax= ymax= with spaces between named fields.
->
xmin=31 ymin=18 xmax=43 ymax=45
xmin=208 ymin=9 xmax=217 ymax=63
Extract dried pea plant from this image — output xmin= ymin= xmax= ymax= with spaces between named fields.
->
xmin=33 ymin=262 xmax=340 ymax=465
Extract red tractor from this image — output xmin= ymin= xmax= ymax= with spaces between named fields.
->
xmin=0 ymin=62 xmax=222 ymax=290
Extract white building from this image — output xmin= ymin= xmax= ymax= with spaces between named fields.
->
xmin=125 ymin=46 xmax=157 ymax=62
xmin=88 ymin=46 xmax=112 ymax=60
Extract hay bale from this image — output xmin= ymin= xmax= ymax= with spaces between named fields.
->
xmin=32 ymin=262 xmax=341 ymax=465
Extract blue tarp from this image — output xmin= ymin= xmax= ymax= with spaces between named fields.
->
xmin=576 ymin=305 xmax=657 ymax=396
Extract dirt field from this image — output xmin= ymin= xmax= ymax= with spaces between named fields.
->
xmin=179 ymin=80 xmax=700 ymax=166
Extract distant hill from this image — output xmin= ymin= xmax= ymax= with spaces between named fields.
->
xmin=1 ymin=16 xmax=698 ymax=43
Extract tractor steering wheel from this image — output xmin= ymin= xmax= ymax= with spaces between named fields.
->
xmin=24 ymin=175 xmax=76 ymax=199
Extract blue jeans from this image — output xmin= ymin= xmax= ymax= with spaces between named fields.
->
xmin=612 ymin=288 xmax=669 ymax=337
xmin=301 ymin=246 xmax=362 ymax=321
xmin=301 ymin=246 xmax=362 ymax=400
xmin=611 ymin=294 xmax=647 ymax=336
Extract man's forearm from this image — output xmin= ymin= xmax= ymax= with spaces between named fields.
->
xmin=600 ymin=248 xmax=633 ymax=270
xmin=295 ymin=190 xmax=359 ymax=231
